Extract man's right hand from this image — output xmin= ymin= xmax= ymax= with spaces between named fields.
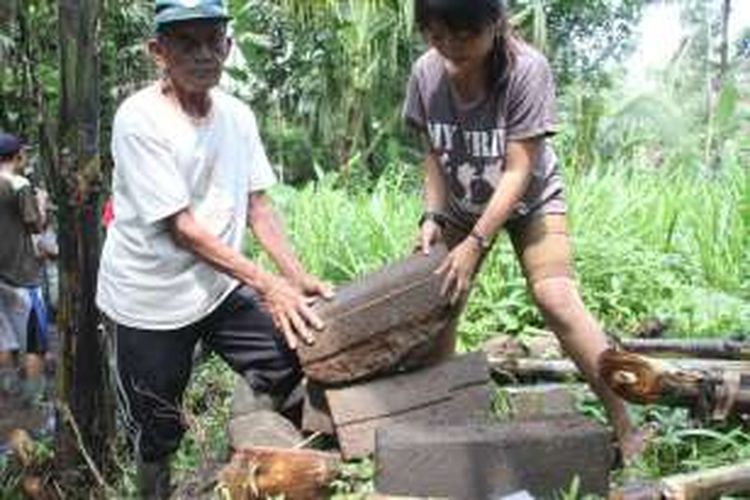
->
xmin=259 ymin=274 xmax=324 ymax=350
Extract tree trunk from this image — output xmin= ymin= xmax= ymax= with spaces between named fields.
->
xmin=719 ymin=0 xmax=731 ymax=84
xmin=55 ymin=0 xmax=115 ymax=492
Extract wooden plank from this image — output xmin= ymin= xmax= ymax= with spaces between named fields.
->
xmin=297 ymin=245 xmax=455 ymax=384
xmin=375 ymin=418 xmax=612 ymax=500
xmin=326 ymin=353 xmax=491 ymax=459
xmin=335 ymin=385 xmax=490 ymax=459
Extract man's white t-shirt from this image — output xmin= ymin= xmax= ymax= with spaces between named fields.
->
xmin=96 ymin=83 xmax=276 ymax=330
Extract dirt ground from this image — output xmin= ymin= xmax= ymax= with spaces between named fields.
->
xmin=0 ymin=395 xmax=49 ymax=451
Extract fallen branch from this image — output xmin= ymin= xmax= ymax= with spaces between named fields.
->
xmin=58 ymin=403 xmax=108 ymax=491
xmin=617 ymin=338 xmax=750 ymax=361
xmin=611 ymin=460 xmax=750 ymax=500
xmin=599 ymin=349 xmax=750 ymax=421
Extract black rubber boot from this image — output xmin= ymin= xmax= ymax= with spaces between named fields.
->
xmin=138 ymin=456 xmax=171 ymax=500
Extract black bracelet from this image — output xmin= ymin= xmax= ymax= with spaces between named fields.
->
xmin=469 ymin=230 xmax=493 ymax=250
xmin=419 ymin=210 xmax=446 ymax=228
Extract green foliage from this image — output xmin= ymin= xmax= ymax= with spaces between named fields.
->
xmin=509 ymin=0 xmax=645 ymax=86
xmin=228 ymin=0 xmax=418 ymax=183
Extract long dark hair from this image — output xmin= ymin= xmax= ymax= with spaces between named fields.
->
xmin=414 ymin=0 xmax=516 ymax=88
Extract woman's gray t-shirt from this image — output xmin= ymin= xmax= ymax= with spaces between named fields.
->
xmin=403 ymin=42 xmax=565 ymax=229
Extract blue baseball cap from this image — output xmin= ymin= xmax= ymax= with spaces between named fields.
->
xmin=154 ymin=0 xmax=231 ymax=31
xmin=0 ymin=132 xmax=22 ymax=157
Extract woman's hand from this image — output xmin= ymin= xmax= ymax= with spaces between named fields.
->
xmin=435 ymin=237 xmax=483 ymax=304
xmin=260 ymin=275 xmax=325 ymax=350
xmin=416 ymin=219 xmax=443 ymax=255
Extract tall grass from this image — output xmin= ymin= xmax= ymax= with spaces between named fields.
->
xmin=255 ymin=156 xmax=750 ymax=349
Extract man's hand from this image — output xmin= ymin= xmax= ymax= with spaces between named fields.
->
xmin=292 ymin=273 xmax=335 ymax=300
xmin=260 ymin=275 xmax=325 ymax=350
xmin=435 ymin=237 xmax=483 ymax=305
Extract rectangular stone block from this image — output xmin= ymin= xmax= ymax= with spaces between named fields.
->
xmin=297 ymin=245 xmax=455 ymax=384
xmin=375 ymin=417 xmax=612 ymax=499
xmin=327 ymin=352 xmax=491 ymax=459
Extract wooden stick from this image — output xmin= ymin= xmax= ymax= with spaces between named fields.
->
xmin=618 ymin=338 xmax=750 ymax=360
xmin=59 ymin=403 xmax=108 ymax=491
xmin=661 ymin=461 xmax=750 ymax=499
xmin=490 ymin=354 xmax=750 ymax=385
xmin=612 ymin=461 xmax=750 ymax=500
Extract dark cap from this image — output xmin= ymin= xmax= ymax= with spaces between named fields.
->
xmin=155 ymin=0 xmax=231 ymax=31
xmin=0 ymin=132 xmax=22 ymax=157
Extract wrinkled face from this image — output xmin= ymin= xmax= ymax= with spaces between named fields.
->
xmin=152 ymin=19 xmax=230 ymax=93
xmin=424 ymin=20 xmax=495 ymax=78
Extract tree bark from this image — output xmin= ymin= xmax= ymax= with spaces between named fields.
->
xmin=55 ymin=0 xmax=114 ymax=491
xmin=599 ymin=349 xmax=750 ymax=421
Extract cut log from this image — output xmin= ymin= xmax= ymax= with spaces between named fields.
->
xmin=661 ymin=461 xmax=750 ymax=499
xmin=326 ymin=352 xmax=491 ymax=459
xmin=297 ymin=245 xmax=455 ymax=384
xmin=217 ymin=447 xmax=340 ymax=500
xmin=618 ymin=338 xmax=750 ymax=361
xmin=491 ymin=354 xmax=750 ymax=387
xmin=599 ymin=349 xmax=750 ymax=421
xmin=375 ymin=418 xmax=612 ymax=499
xmin=610 ymin=461 xmax=750 ymax=500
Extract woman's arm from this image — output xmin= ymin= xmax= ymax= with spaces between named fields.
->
xmin=419 ymin=152 xmax=449 ymax=254
xmin=435 ymin=137 xmax=540 ymax=303
xmin=471 ymin=138 xmax=538 ymax=242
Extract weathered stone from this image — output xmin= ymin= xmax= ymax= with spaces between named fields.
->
xmin=297 ymin=245 xmax=455 ymax=384
xmin=497 ymin=383 xmax=581 ymax=420
xmin=375 ymin=418 xmax=612 ymax=499
xmin=326 ymin=352 xmax=491 ymax=459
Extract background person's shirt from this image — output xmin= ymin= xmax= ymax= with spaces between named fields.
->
xmin=0 ymin=171 xmax=42 ymax=287
xmin=97 ymin=84 xmax=277 ymax=330
xmin=402 ymin=42 xmax=564 ymax=229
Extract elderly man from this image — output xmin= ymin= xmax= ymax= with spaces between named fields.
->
xmin=96 ymin=1 xmax=331 ymax=497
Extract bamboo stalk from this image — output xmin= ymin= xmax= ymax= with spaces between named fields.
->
xmin=662 ymin=460 xmax=750 ymax=499
xmin=612 ymin=461 xmax=750 ymax=500
xmin=618 ymin=338 xmax=750 ymax=361
xmin=489 ymin=354 xmax=750 ymax=384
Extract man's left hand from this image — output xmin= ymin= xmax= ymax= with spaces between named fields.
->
xmin=293 ymin=273 xmax=335 ymax=301
xmin=435 ymin=238 xmax=483 ymax=305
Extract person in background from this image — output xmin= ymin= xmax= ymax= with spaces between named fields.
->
xmin=0 ymin=132 xmax=48 ymax=405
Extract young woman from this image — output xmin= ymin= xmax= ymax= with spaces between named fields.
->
xmin=405 ymin=0 xmax=649 ymax=461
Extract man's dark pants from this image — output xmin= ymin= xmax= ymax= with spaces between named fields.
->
xmin=112 ymin=287 xmax=301 ymax=462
